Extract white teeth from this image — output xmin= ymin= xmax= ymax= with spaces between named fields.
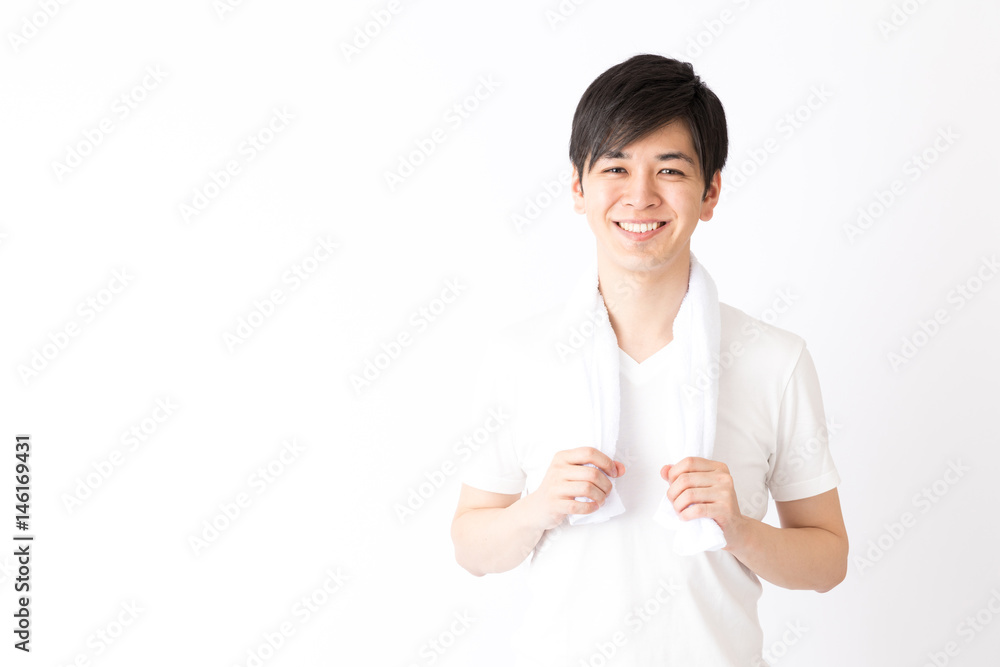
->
xmin=618 ymin=221 xmax=663 ymax=233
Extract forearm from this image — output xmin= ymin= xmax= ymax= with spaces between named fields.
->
xmin=724 ymin=518 xmax=848 ymax=592
xmin=451 ymin=496 xmax=547 ymax=576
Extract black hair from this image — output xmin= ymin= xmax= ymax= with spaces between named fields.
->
xmin=570 ymin=54 xmax=728 ymax=199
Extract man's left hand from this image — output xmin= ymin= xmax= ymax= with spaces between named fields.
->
xmin=660 ymin=457 xmax=748 ymax=550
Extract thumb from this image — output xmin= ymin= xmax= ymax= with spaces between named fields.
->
xmin=660 ymin=464 xmax=672 ymax=481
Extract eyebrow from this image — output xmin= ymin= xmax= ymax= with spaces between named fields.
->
xmin=600 ymin=149 xmax=696 ymax=166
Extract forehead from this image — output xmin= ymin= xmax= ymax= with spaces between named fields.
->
xmin=596 ymin=120 xmax=698 ymax=165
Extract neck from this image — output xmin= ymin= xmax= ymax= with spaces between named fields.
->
xmin=596 ymin=247 xmax=691 ymax=364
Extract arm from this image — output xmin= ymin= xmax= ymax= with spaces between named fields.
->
xmin=724 ymin=488 xmax=848 ymax=593
xmin=451 ymin=447 xmax=625 ymax=577
xmin=450 ymin=485 xmax=545 ymax=577
xmin=662 ymin=459 xmax=848 ymax=592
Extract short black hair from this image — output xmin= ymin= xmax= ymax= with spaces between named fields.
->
xmin=569 ymin=54 xmax=728 ymax=199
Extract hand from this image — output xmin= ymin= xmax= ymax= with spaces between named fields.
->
xmin=660 ymin=456 xmax=747 ymax=549
xmin=526 ymin=447 xmax=625 ymax=531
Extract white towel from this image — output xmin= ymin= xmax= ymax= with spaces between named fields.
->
xmin=559 ymin=248 xmax=727 ymax=555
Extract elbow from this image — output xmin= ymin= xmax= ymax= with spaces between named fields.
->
xmin=815 ymin=536 xmax=849 ymax=593
xmin=458 ymin=559 xmax=487 ymax=578
xmin=814 ymin=568 xmax=846 ymax=593
xmin=450 ymin=518 xmax=487 ymax=577
xmin=453 ymin=543 xmax=487 ymax=577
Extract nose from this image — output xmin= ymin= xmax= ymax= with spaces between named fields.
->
xmin=620 ymin=172 xmax=660 ymax=209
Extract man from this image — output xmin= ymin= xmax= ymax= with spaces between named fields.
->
xmin=451 ymin=54 xmax=847 ymax=665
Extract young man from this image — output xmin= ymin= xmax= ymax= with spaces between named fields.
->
xmin=451 ymin=54 xmax=847 ymax=665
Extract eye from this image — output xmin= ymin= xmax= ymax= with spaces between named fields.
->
xmin=660 ymin=168 xmax=684 ymax=175
xmin=604 ymin=167 xmax=626 ymax=174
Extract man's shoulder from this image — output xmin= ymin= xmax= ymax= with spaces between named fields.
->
xmin=719 ymin=301 xmax=808 ymax=380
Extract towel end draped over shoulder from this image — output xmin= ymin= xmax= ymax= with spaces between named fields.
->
xmin=559 ymin=249 xmax=727 ymax=555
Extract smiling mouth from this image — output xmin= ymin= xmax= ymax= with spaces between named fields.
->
xmin=615 ymin=220 xmax=667 ymax=233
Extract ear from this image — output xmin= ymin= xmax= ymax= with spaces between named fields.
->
xmin=570 ymin=163 xmax=586 ymax=215
xmin=699 ymin=170 xmax=722 ymax=222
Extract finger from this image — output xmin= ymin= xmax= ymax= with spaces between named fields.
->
xmin=562 ymin=447 xmax=619 ymax=479
xmin=673 ymin=486 xmax=714 ymax=511
xmin=566 ymin=498 xmax=602 ymax=515
xmin=572 ymin=464 xmax=613 ymax=497
xmin=564 ymin=480 xmax=608 ymax=504
xmin=664 ymin=457 xmax=715 ymax=483
xmin=676 ymin=501 xmax=710 ymax=521
xmin=664 ymin=471 xmax=724 ymax=502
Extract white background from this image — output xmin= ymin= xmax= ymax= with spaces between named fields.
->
xmin=2 ymin=0 xmax=999 ymax=665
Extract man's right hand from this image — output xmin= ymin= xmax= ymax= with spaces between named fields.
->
xmin=525 ymin=447 xmax=625 ymax=531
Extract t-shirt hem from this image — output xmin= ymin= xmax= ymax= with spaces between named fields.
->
xmin=460 ymin=473 xmax=526 ymax=496
xmin=769 ymin=469 xmax=841 ymax=502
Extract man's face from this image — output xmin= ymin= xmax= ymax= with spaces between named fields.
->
xmin=571 ymin=120 xmax=721 ymax=278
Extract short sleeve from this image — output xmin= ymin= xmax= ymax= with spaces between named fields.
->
xmin=767 ymin=344 xmax=841 ymax=501
xmin=459 ymin=336 xmax=527 ymax=495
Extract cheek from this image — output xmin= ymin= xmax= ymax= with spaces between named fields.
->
xmin=668 ymin=192 xmax=702 ymax=219
xmin=590 ymin=192 xmax=619 ymax=216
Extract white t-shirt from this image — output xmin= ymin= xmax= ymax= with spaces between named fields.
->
xmin=462 ymin=302 xmax=841 ymax=666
